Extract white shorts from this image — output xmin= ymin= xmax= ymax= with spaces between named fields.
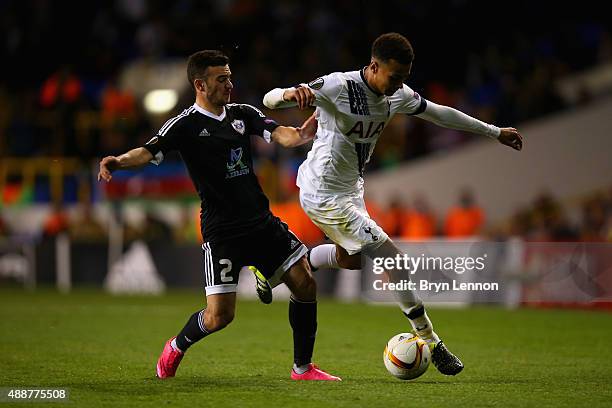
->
xmin=299 ymin=185 xmax=388 ymax=255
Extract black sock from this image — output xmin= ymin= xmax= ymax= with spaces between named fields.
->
xmin=289 ymin=296 xmax=317 ymax=367
xmin=175 ymin=309 xmax=210 ymax=352
xmin=403 ymin=304 xmax=425 ymax=320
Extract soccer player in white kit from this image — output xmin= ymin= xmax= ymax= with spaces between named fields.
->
xmin=262 ymin=33 xmax=523 ymax=375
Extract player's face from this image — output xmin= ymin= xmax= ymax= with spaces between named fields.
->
xmin=373 ymin=59 xmax=412 ymax=96
xmin=202 ymin=65 xmax=233 ymax=106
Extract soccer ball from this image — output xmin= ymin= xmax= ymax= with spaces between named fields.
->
xmin=383 ymin=333 xmax=431 ymax=380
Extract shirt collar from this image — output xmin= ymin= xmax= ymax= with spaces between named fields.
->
xmin=360 ymin=67 xmax=383 ymax=97
xmin=193 ymin=103 xmax=226 ymax=121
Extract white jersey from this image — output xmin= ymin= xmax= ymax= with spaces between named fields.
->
xmin=264 ymin=69 xmax=499 ymax=254
xmin=296 ymin=69 xmax=426 ymax=194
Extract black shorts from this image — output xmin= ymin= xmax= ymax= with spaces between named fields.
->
xmin=201 ymin=216 xmax=307 ymax=296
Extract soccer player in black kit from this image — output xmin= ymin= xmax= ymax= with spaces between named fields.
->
xmin=98 ymin=50 xmax=341 ymax=381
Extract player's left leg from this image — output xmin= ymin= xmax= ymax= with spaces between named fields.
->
xmin=307 ymin=240 xmax=435 ymax=343
xmin=308 ymin=238 xmax=464 ymax=375
xmin=281 ymin=257 xmax=341 ymax=381
xmin=249 ymin=216 xmax=340 ymax=381
xmin=301 ymin=189 xmax=463 ymax=375
xmin=364 ymin=239 xmax=464 ymax=375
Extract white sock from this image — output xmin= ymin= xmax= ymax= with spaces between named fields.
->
xmin=400 ymin=304 xmax=440 ymax=345
xmin=171 ymin=338 xmax=184 ymax=353
xmin=309 ymin=244 xmax=339 ymax=269
xmin=410 ymin=314 xmax=440 ymax=344
xmin=293 ymin=363 xmax=311 ymax=374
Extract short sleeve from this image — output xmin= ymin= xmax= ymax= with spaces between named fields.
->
xmin=394 ymin=84 xmax=428 ymax=115
xmin=302 ymin=72 xmax=343 ymax=108
xmin=143 ymin=115 xmax=184 ymax=165
xmin=239 ymin=104 xmax=280 ymax=143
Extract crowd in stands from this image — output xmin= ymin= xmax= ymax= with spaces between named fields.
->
xmin=1 ymin=1 xmax=611 ymax=246
xmin=502 ymin=189 xmax=612 ymax=242
xmin=2 ymin=186 xmax=611 ymax=245
xmin=1 ymin=1 xmax=611 ymax=167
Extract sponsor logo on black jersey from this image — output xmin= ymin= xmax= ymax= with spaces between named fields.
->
xmin=199 ymin=128 xmax=210 ymax=137
xmin=227 ymin=147 xmax=246 ymax=170
xmin=308 ymin=77 xmax=325 ymax=90
xmin=226 ymin=147 xmax=250 ymax=179
xmin=231 ymin=119 xmax=245 ymax=135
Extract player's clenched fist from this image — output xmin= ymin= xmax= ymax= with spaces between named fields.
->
xmin=497 ymin=127 xmax=523 ymax=151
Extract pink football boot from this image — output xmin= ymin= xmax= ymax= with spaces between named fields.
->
xmin=156 ymin=337 xmax=184 ymax=379
xmin=291 ymin=363 xmax=342 ymax=381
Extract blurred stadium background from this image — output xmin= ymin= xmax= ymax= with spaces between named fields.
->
xmin=1 ymin=0 xmax=611 ymax=302
xmin=2 ymin=1 xmax=612 ymax=406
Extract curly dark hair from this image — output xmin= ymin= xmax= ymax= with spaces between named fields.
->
xmin=371 ymin=33 xmax=414 ymax=65
xmin=187 ymin=50 xmax=230 ymax=90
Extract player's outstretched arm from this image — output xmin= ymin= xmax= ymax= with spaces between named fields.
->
xmin=263 ymin=86 xmax=314 ymax=110
xmin=416 ymin=101 xmax=523 ymax=151
xmin=271 ymin=113 xmax=318 ymax=147
xmin=98 ymin=147 xmax=153 ymax=182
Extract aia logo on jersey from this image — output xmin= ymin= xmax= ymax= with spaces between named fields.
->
xmin=231 ymin=119 xmax=245 ymax=135
xmin=346 ymin=121 xmax=385 ymax=139
xmin=226 ymin=147 xmax=250 ymax=179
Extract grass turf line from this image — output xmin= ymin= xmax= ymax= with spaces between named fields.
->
xmin=1 ymin=288 xmax=611 ymax=407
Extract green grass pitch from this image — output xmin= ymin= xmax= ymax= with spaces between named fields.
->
xmin=1 ymin=288 xmax=611 ymax=407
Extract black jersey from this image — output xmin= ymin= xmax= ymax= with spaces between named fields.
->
xmin=143 ymin=103 xmax=280 ymax=242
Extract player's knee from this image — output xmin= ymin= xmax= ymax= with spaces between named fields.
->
xmin=292 ymin=274 xmax=317 ymax=302
xmin=337 ymin=251 xmax=361 ymax=270
xmin=204 ymin=310 xmax=235 ymax=332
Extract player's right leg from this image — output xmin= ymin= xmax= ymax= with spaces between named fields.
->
xmin=156 ymin=293 xmax=236 ymax=378
xmin=157 ymin=239 xmax=242 ymax=379
xmin=309 ymin=243 xmax=361 ymax=270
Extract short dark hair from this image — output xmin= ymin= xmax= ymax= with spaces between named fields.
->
xmin=187 ymin=50 xmax=230 ymax=90
xmin=371 ymin=33 xmax=414 ymax=65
